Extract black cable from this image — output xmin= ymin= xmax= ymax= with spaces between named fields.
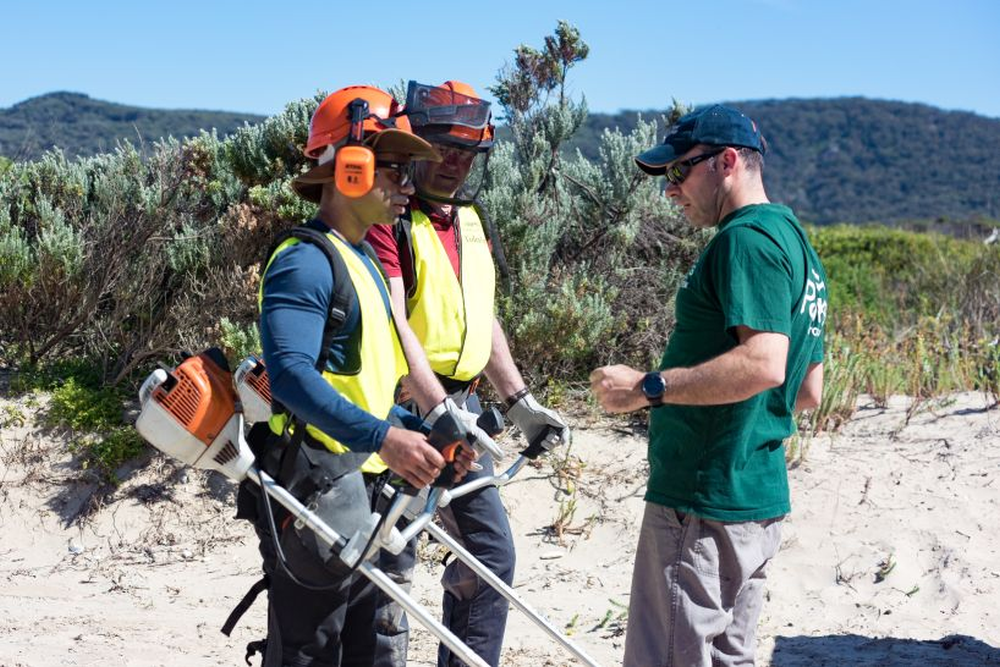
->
xmin=257 ymin=463 xmax=347 ymax=592
xmin=257 ymin=462 xmax=395 ymax=590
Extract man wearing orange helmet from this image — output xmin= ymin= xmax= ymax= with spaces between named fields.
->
xmin=250 ymin=85 xmax=474 ymax=667
xmin=366 ymin=80 xmax=571 ymax=667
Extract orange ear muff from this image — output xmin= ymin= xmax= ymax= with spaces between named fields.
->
xmin=334 ymin=144 xmax=375 ymax=198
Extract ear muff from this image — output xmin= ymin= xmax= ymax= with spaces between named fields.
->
xmin=335 ymin=98 xmax=376 ymax=198
xmin=335 ymin=145 xmax=375 ymax=198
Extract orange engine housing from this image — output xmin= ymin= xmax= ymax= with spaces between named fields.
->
xmin=153 ymin=352 xmax=237 ymax=447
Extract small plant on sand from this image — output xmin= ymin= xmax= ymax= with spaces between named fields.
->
xmin=802 ymin=332 xmax=863 ymax=435
xmin=565 ymin=613 xmax=579 ymax=635
xmin=593 ymin=598 xmax=628 ymax=634
xmin=1 ymin=403 xmax=26 ymax=428
xmin=543 ymin=445 xmax=589 ymax=544
xmin=874 ymin=553 xmax=896 ymax=583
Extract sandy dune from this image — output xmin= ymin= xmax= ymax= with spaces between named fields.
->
xmin=1 ymin=392 xmax=998 ymax=666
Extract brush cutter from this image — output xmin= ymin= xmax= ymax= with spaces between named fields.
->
xmin=135 ymin=350 xmax=490 ymax=667
xmin=235 ymin=354 xmax=600 ymax=665
xmin=137 ymin=351 xmax=603 ymax=667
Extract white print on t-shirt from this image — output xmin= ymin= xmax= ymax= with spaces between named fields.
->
xmin=799 ymin=268 xmax=827 ymax=337
xmin=680 ymin=265 xmax=695 ymax=290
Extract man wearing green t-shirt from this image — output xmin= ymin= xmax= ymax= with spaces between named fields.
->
xmin=590 ymin=104 xmax=827 ymax=667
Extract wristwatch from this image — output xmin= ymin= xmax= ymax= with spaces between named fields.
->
xmin=641 ymin=372 xmax=666 ymax=407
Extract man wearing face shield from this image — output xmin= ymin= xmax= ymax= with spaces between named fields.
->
xmin=365 ymin=80 xmax=571 ymax=667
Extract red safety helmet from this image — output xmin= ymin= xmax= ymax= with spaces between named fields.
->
xmin=404 ymin=80 xmax=495 ymax=152
xmin=292 ymin=85 xmax=440 ymax=202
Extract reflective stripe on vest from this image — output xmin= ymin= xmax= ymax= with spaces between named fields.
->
xmin=406 ymin=207 xmax=495 ymax=382
xmin=259 ymin=231 xmax=407 ymax=475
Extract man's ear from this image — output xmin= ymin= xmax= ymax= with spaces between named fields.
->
xmin=720 ymin=146 xmax=739 ymax=173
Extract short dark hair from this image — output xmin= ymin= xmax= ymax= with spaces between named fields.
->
xmin=704 ymin=145 xmax=765 ymax=175
xmin=736 ymin=146 xmax=765 ymax=174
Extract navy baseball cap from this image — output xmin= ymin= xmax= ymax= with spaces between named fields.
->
xmin=635 ymin=104 xmax=765 ymax=175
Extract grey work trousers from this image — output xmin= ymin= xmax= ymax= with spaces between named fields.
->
xmin=623 ymin=502 xmax=783 ymax=667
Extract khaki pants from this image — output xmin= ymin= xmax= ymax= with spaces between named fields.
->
xmin=623 ymin=503 xmax=783 ymax=667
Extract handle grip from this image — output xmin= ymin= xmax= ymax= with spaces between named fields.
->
xmin=476 ymin=406 xmax=505 ymax=437
xmin=427 ymin=412 xmax=464 ymax=488
xmin=519 ymin=425 xmax=562 ymax=460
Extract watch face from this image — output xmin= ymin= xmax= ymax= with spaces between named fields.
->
xmin=643 ymin=372 xmax=665 ymax=399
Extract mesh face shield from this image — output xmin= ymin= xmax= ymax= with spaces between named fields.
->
xmin=412 ymin=142 xmax=491 ymax=205
xmin=405 ymin=81 xmax=495 ymax=205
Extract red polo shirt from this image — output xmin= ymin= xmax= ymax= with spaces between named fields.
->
xmin=366 ymin=199 xmax=461 ymax=290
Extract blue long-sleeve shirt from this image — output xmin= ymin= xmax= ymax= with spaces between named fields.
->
xmin=259 ymin=220 xmax=412 ymax=453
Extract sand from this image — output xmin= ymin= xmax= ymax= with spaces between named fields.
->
xmin=1 ymin=392 xmax=998 ymax=666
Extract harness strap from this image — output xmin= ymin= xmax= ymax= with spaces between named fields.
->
xmin=221 ymin=575 xmax=270 ymax=637
xmin=263 ymin=225 xmax=356 ymax=493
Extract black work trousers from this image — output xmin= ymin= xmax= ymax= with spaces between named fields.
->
xmin=251 ymin=438 xmax=381 ymax=667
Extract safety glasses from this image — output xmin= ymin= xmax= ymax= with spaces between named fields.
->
xmin=432 ymin=143 xmax=477 ymax=165
xmin=376 ymin=160 xmax=413 ymax=188
xmin=664 ymin=148 xmax=725 ymax=186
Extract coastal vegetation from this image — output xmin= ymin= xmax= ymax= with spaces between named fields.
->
xmin=1 ymin=23 xmax=997 ymax=480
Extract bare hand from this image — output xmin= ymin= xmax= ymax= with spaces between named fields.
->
xmin=451 ymin=444 xmax=478 ymax=482
xmin=378 ymin=427 xmax=445 ymax=488
xmin=589 ymin=364 xmax=648 ymax=413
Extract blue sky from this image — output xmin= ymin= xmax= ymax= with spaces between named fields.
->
xmin=3 ymin=0 xmax=999 ymax=118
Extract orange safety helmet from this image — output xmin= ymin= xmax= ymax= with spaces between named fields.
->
xmin=404 ymin=80 xmax=495 ymax=152
xmin=292 ymin=85 xmax=440 ymax=202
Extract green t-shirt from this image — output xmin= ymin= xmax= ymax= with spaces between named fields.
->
xmin=646 ymin=203 xmax=828 ymax=521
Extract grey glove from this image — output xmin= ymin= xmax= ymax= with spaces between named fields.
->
xmin=506 ymin=391 xmax=569 ymax=457
xmin=427 ymin=398 xmax=503 ymax=461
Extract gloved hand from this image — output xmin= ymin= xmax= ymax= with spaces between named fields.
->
xmin=426 ymin=398 xmax=503 ymax=461
xmin=506 ymin=391 xmax=569 ymax=458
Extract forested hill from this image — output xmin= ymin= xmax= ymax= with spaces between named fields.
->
xmin=0 ymin=92 xmax=263 ymax=162
xmin=3 ymin=93 xmax=999 ymax=226
xmin=568 ymin=98 xmax=1000 ymax=225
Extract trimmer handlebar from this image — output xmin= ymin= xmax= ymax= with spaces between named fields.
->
xmin=476 ymin=406 xmax=505 ymax=438
xmin=429 ymin=407 xmax=506 ymax=488
xmin=519 ymin=425 xmax=562 ymax=460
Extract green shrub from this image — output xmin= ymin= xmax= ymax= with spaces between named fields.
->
xmin=70 ymin=428 xmax=146 ymax=482
xmin=45 ymin=377 xmax=123 ymax=432
xmin=218 ymin=317 xmax=261 ymax=366
xmin=40 ymin=375 xmax=145 ymax=482
xmin=808 ymin=225 xmax=1000 ymax=419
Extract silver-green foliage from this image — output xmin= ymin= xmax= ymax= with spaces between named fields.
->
xmin=483 ymin=23 xmax=704 ymax=382
xmin=224 ymin=95 xmax=319 ymax=185
xmin=0 ymin=206 xmax=34 ymax=286
xmin=0 ymin=94 xmax=325 ymax=381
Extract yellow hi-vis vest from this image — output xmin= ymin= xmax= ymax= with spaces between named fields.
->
xmin=406 ymin=206 xmax=495 ymax=382
xmin=260 ymin=230 xmax=407 ymax=475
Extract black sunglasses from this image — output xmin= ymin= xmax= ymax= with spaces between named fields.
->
xmin=664 ymin=148 xmax=725 ymax=185
xmin=376 ymin=160 xmax=413 ymax=187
